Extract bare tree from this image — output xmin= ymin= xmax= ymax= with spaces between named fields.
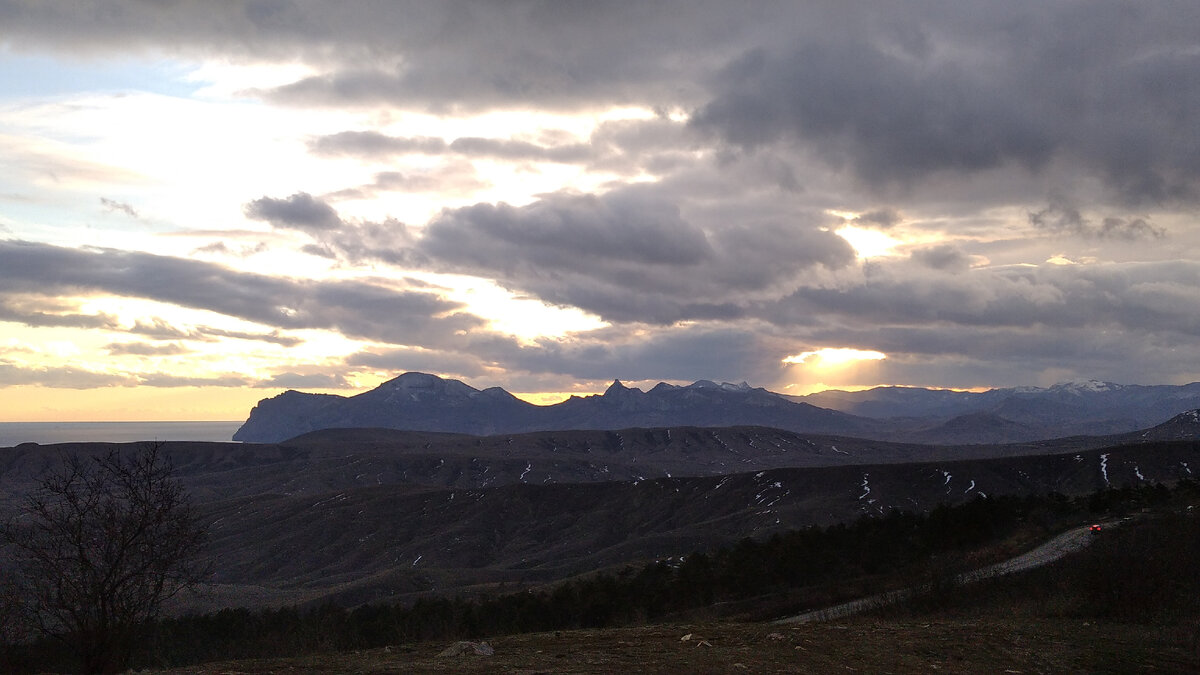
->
xmin=1 ymin=443 xmax=208 ymax=674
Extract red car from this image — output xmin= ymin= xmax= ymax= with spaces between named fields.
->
xmin=1089 ymin=524 xmax=1102 ymax=533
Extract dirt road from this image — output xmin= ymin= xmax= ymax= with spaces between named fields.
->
xmin=774 ymin=522 xmax=1109 ymax=625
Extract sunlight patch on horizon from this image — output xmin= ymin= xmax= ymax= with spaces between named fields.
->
xmin=783 ymin=347 xmax=887 ymax=367
xmin=781 ymin=381 xmax=882 ymax=396
xmin=781 ymin=348 xmax=889 ymax=396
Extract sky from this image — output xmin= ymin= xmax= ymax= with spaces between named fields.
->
xmin=2 ymin=1 xmax=1200 ymax=421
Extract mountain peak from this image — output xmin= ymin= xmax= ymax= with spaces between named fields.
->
xmin=603 ymin=379 xmax=639 ymax=397
xmin=384 ymin=371 xmax=442 ymax=388
xmin=371 ymin=371 xmax=483 ymax=402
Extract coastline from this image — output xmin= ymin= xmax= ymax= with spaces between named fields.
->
xmin=0 ymin=421 xmax=243 ymax=447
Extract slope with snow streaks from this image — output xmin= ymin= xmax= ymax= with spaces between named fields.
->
xmin=182 ymin=440 xmax=1199 ymax=607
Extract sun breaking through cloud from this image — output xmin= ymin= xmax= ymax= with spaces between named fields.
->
xmin=783 ymin=349 xmax=888 ymax=368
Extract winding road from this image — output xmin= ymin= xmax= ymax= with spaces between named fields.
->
xmin=773 ymin=522 xmax=1112 ymax=625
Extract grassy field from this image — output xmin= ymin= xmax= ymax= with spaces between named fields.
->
xmin=149 ymin=617 xmax=1198 ymax=674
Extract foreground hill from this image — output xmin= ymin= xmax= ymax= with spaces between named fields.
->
xmin=52 ymin=485 xmax=1200 ymax=673
xmin=194 ymin=438 xmax=1195 ymax=607
xmin=233 ymin=372 xmax=1200 ymax=445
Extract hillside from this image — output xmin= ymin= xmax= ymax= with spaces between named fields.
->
xmin=5 ymin=412 xmax=1199 ymax=610
xmin=96 ymin=483 xmax=1200 ymax=673
xmin=8 ymin=407 xmax=1200 ymax=509
xmin=190 ymin=439 xmax=1196 ymax=608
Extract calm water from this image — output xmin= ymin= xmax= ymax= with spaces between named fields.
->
xmin=0 ymin=421 xmax=243 ymax=447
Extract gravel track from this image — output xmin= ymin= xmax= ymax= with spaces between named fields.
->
xmin=774 ymin=522 xmax=1111 ymax=625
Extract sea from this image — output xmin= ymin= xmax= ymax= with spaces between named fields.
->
xmin=0 ymin=421 xmax=243 ymax=447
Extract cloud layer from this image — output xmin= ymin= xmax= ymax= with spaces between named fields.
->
xmin=3 ymin=1 xmax=1200 ymax=405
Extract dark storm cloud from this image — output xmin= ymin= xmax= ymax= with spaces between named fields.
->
xmin=13 ymin=2 xmax=1195 ymax=207
xmin=1028 ymin=202 xmax=1166 ymax=241
xmin=911 ymin=244 xmax=970 ymax=272
xmin=312 ymin=117 xmax=707 ymax=187
xmin=0 ymin=1 xmax=768 ymax=111
xmin=0 ymin=240 xmax=481 ymax=346
xmin=853 ymin=209 xmax=903 ymax=230
xmin=798 ymin=321 xmax=1200 ymax=390
xmin=425 ymin=190 xmax=712 ymax=267
xmin=490 ymin=326 xmax=782 ymax=384
xmin=415 ymin=187 xmax=853 ymax=323
xmin=693 ymin=2 xmax=1200 ymax=205
xmin=766 ymin=260 xmax=1200 ymax=338
xmin=244 ymin=192 xmax=342 ymax=231
xmin=5 ymin=1 xmax=1200 ymax=391
xmin=258 ymin=1 xmax=739 ymax=112
xmin=693 ymin=40 xmax=1053 ymax=184
xmin=303 ymin=218 xmax=424 ymax=267
xmin=353 ymin=322 xmax=789 ymax=386
xmin=242 ymin=190 xmax=427 ymax=266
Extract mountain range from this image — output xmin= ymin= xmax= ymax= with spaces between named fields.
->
xmin=234 ymin=372 xmax=1200 ymax=445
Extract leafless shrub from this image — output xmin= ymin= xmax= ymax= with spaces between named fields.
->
xmin=0 ymin=443 xmax=209 ymax=674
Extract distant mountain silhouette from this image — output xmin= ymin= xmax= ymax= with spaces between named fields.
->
xmin=794 ymin=379 xmax=1200 ymax=441
xmin=233 ymin=372 xmax=1200 ymax=445
xmin=234 ymin=372 xmax=877 ymax=443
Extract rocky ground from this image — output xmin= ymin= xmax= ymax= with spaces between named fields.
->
xmin=151 ymin=617 xmax=1197 ymax=674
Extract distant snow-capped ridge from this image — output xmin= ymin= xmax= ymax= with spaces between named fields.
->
xmin=1008 ymin=379 xmax=1123 ymax=395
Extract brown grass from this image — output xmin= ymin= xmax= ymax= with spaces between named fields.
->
xmin=147 ymin=617 xmax=1197 ymax=674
